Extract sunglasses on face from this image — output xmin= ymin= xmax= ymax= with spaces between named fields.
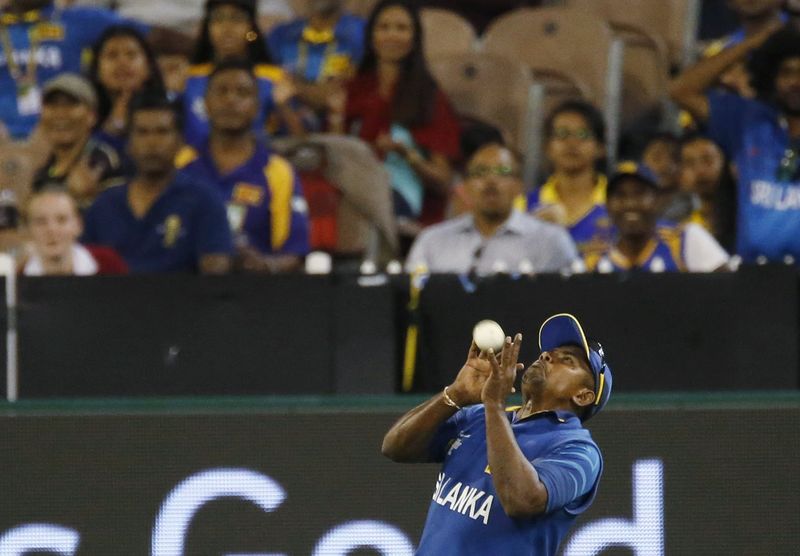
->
xmin=551 ymin=127 xmax=595 ymax=141
xmin=465 ymin=165 xmax=518 ymax=179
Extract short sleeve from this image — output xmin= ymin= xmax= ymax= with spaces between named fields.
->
xmin=427 ymin=409 xmax=466 ymax=463
xmin=706 ymin=91 xmax=754 ymax=158
xmin=683 ymin=223 xmax=729 ymax=272
xmin=194 ymin=187 xmax=234 ymax=256
xmin=281 ymin=170 xmax=311 ymax=255
xmin=405 ymin=229 xmax=432 ymax=273
xmin=533 ymin=441 xmax=602 ymax=515
xmin=544 ymin=226 xmax=580 ymax=273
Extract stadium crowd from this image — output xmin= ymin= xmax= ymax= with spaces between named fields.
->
xmin=0 ymin=0 xmax=797 ymax=276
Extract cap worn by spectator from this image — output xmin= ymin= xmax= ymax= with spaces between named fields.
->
xmin=607 ymin=161 xmax=659 ymax=196
xmin=42 ymin=74 xmax=98 ymax=110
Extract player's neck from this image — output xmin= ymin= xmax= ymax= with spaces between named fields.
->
xmin=472 ymin=210 xmax=511 ymax=238
xmin=553 ymin=169 xmax=597 ymax=196
xmin=309 ymin=11 xmax=340 ymax=31
xmin=209 ymin=131 xmax=256 ymax=175
xmin=51 ymin=137 xmax=88 ymax=174
xmin=41 ymin=251 xmax=73 ymax=275
xmin=616 ymin=233 xmax=653 ymax=262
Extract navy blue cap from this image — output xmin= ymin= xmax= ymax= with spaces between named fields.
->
xmin=538 ymin=313 xmax=612 ymax=421
xmin=607 ymin=161 xmax=660 ymax=195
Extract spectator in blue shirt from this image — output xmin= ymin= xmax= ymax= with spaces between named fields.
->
xmin=382 ymin=314 xmax=611 ymax=556
xmin=670 ymin=22 xmax=800 ymax=263
xmin=183 ymin=0 xmax=303 ymax=147
xmin=0 ymin=0 xmax=146 ymax=139
xmin=267 ymin=0 xmax=365 ymax=129
xmin=177 ymin=59 xmax=310 ymax=273
xmin=83 ymin=92 xmax=233 ymax=273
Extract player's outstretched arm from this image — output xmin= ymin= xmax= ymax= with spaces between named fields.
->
xmin=483 ymin=335 xmax=549 ymax=518
xmin=668 ymin=20 xmax=781 ymax=123
xmin=382 ymin=341 xmax=493 ymax=463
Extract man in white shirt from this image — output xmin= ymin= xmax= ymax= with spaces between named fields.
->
xmin=405 ymin=143 xmax=579 ymax=275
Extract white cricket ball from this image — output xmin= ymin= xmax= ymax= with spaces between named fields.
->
xmin=472 ymin=320 xmax=506 ymax=352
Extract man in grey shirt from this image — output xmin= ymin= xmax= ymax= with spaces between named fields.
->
xmin=406 ymin=143 xmax=579 ymax=275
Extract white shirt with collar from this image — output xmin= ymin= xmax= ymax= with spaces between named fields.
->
xmin=23 ymin=244 xmax=99 ymax=276
xmin=405 ymin=210 xmax=579 ymax=275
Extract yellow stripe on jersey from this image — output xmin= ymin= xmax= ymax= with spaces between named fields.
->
xmin=188 ymin=63 xmax=214 ymax=77
xmin=658 ymin=226 xmax=687 ymax=272
xmin=254 ymin=64 xmax=285 ymax=82
xmin=174 ymin=145 xmax=199 ymax=169
xmin=265 ymin=154 xmax=294 ymax=251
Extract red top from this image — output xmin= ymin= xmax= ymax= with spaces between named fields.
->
xmin=85 ymin=245 xmax=129 ymax=275
xmin=345 ymin=72 xmax=461 ymax=161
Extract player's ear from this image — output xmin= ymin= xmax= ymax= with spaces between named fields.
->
xmin=572 ymin=388 xmax=596 ymax=409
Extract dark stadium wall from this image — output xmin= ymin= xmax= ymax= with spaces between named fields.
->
xmin=0 ymin=404 xmax=797 ymax=555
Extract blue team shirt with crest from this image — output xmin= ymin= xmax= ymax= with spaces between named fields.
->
xmin=707 ymin=91 xmax=800 ymax=262
xmin=181 ymin=63 xmax=285 ymax=147
xmin=525 ymin=175 xmax=613 ymax=258
xmin=0 ymin=5 xmax=144 ymax=138
xmin=177 ymin=143 xmax=310 ymax=256
xmin=267 ymin=13 xmax=365 ymax=83
xmin=417 ymin=405 xmax=602 ymax=556
xmin=82 ymin=172 xmax=233 ymax=272
xmin=585 ymin=224 xmax=688 ymax=272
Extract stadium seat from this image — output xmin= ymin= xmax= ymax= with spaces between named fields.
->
xmin=420 ymin=8 xmax=477 ymax=64
xmin=483 ymin=7 xmax=624 ymax=165
xmin=427 ymin=52 xmax=534 ymax=153
xmin=567 ymin=0 xmax=672 ymax=134
xmin=565 ymin=0 xmax=702 ymax=69
xmin=274 ymin=134 xmax=398 ymax=264
xmin=289 ymin=0 xmax=379 ymax=18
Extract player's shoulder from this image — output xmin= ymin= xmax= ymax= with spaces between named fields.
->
xmin=269 ymin=18 xmax=305 ymax=39
xmin=254 ymin=64 xmax=286 ymax=82
xmin=187 ymin=64 xmax=214 ymax=78
xmin=415 ymin=215 xmax=474 ymax=243
xmin=61 ymin=6 xmax=117 ymax=21
xmin=175 ymin=145 xmax=201 ymax=170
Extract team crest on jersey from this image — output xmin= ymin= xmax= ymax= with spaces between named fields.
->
xmin=446 ymin=432 xmax=470 ymax=456
xmin=162 ymin=215 xmax=183 ymax=248
xmin=30 ymin=22 xmax=65 ymax=42
xmin=232 ymin=183 xmax=264 ymax=206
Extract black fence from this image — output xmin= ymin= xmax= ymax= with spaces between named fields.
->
xmin=0 ymin=397 xmax=798 ymax=555
xmin=2 ymin=266 xmax=798 ymax=399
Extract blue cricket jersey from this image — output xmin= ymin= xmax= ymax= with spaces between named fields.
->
xmin=82 ymin=172 xmax=233 ymax=273
xmin=177 ymin=143 xmax=310 ymax=256
xmin=525 ymin=175 xmax=613 ymax=258
xmin=0 ymin=5 xmax=145 ymax=138
xmin=706 ymin=91 xmax=800 ymax=262
xmin=585 ymin=224 xmax=687 ymax=272
xmin=181 ymin=63 xmax=286 ymax=147
xmin=267 ymin=13 xmax=365 ymax=83
xmin=417 ymin=405 xmax=602 ymax=556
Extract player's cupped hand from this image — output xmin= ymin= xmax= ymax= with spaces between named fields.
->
xmin=481 ymin=333 xmax=524 ymax=407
